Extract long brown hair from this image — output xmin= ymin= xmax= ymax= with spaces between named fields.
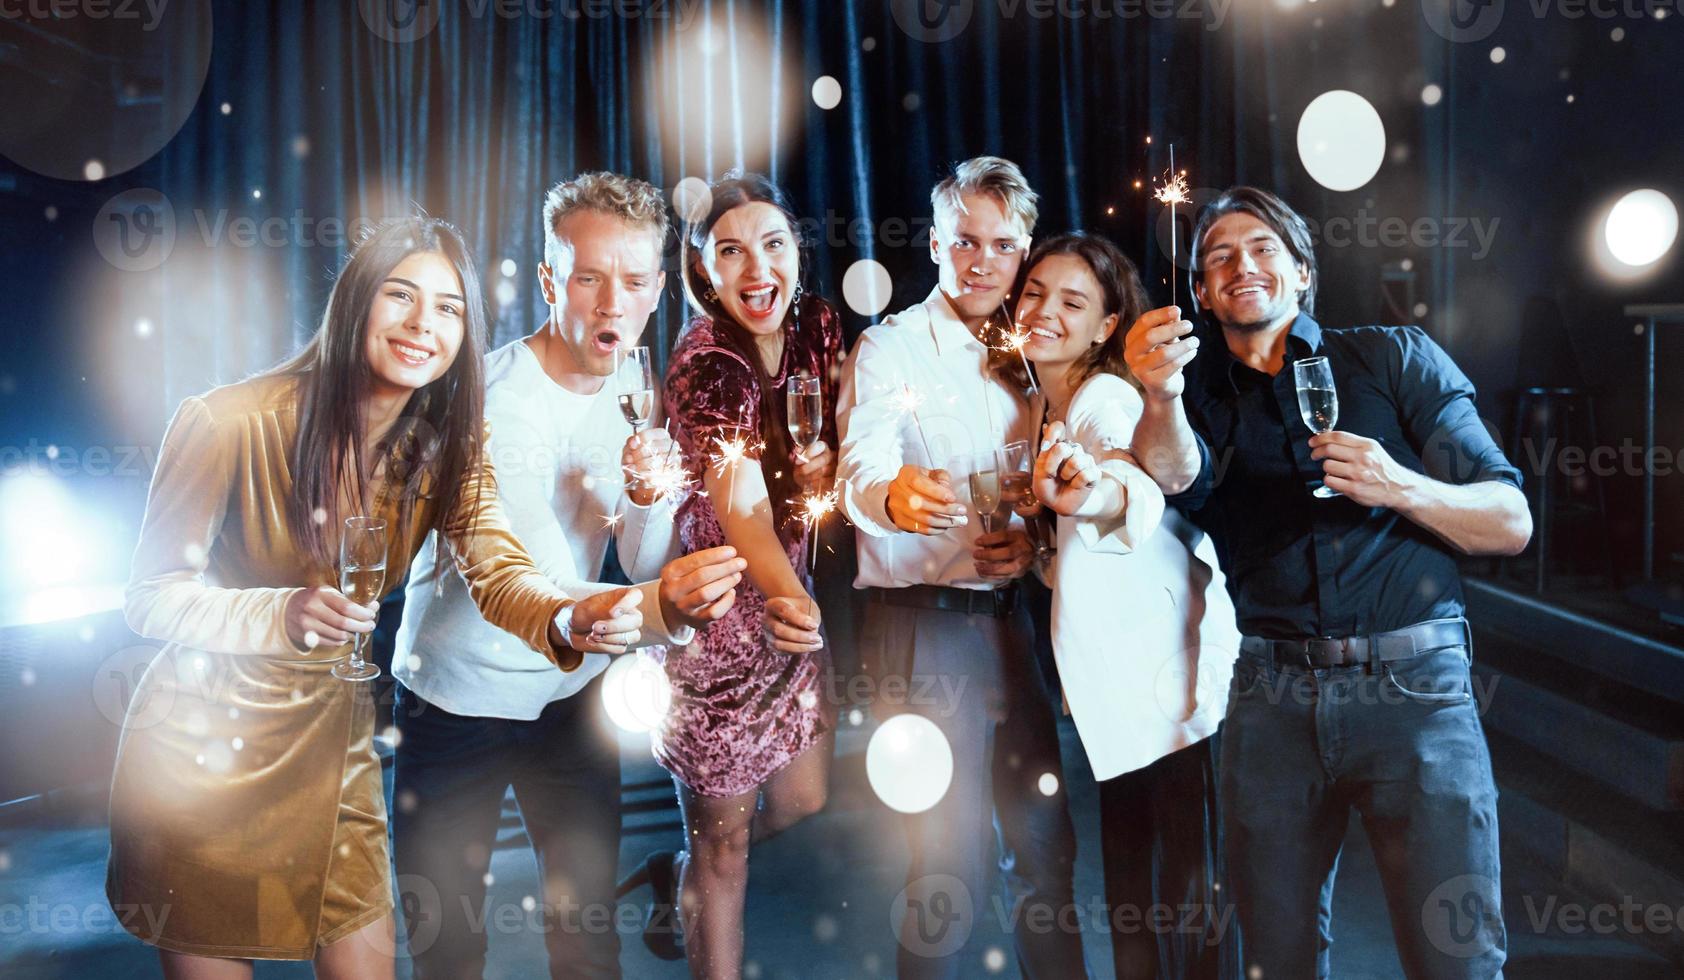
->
xmin=265 ymin=216 xmax=490 ymax=566
xmin=679 ymin=173 xmax=813 ymax=502
xmin=996 ymin=232 xmax=1147 ymax=393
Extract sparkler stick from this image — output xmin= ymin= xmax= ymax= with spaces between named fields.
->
xmin=1153 ymin=143 xmax=1191 ymax=310
xmin=992 ymin=313 xmax=1039 ymax=396
xmin=624 ymin=423 xmax=691 ymax=577
xmin=709 ymin=427 xmax=757 ymax=515
xmin=797 ymin=489 xmax=839 ymax=620
xmin=894 ymin=384 xmax=936 ymax=465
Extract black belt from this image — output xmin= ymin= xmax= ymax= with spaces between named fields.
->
xmin=868 ymin=584 xmax=1021 ymax=619
xmin=1241 ymin=618 xmax=1469 ymax=670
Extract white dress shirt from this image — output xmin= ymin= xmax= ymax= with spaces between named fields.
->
xmin=394 ymin=338 xmax=689 ymax=721
xmin=837 ymin=287 xmax=1032 ymax=590
xmin=1040 ymin=373 xmax=1241 ymax=780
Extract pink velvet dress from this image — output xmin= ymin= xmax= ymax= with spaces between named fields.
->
xmin=654 ymin=300 xmax=842 ymax=798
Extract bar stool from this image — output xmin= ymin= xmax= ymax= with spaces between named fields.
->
xmin=1508 ymin=387 xmax=1614 ymax=593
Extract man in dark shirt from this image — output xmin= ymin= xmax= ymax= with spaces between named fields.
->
xmin=1121 ymin=187 xmax=1531 ymax=979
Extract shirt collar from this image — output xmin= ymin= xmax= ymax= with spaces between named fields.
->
xmin=1200 ymin=310 xmax=1324 ymax=394
xmin=923 ymin=286 xmax=986 ymax=357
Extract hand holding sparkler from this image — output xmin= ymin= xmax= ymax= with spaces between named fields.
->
xmin=622 ymin=427 xmax=678 ymax=507
xmin=658 ymin=545 xmax=746 ymax=630
xmin=763 ymin=595 xmax=823 ymax=654
xmin=1122 ymin=305 xmax=1200 ymax=404
xmin=885 ymin=464 xmax=966 ymax=535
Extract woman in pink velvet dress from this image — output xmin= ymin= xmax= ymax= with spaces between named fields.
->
xmin=631 ymin=173 xmax=840 ymax=978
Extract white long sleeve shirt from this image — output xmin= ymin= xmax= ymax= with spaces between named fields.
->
xmin=394 ymin=338 xmax=688 ymax=720
xmin=1038 ymin=373 xmax=1240 ymax=779
xmin=836 ymin=287 xmax=1031 ymax=590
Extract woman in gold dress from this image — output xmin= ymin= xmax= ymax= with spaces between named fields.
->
xmin=106 ymin=217 xmax=646 ymax=979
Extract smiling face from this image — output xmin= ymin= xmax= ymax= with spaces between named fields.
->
xmin=1017 ymin=253 xmax=1118 ymax=370
xmin=538 ymin=209 xmax=665 ymax=378
xmin=931 ymin=191 xmax=1029 ymax=324
xmin=361 ymin=250 xmax=466 ymax=399
xmin=697 ymin=201 xmax=800 ymax=337
xmin=1194 ymin=210 xmax=1311 ymax=334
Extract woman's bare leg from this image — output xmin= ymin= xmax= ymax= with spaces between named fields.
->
xmin=158 ymin=951 xmax=252 ymax=980
xmin=751 ymin=732 xmax=834 ymax=843
xmin=676 ymin=781 xmax=759 ymax=980
xmin=313 ymin=913 xmax=396 ymax=980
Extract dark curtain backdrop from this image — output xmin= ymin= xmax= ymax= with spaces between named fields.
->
xmin=4 ymin=0 xmax=1683 ymax=570
xmin=136 ymin=0 xmax=1451 ymax=405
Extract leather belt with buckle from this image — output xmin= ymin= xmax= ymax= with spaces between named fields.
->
xmin=1240 ymin=618 xmax=1469 ymax=669
xmin=868 ymin=584 xmax=1021 ymax=619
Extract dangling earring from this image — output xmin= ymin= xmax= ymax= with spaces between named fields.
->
xmin=703 ymin=284 xmax=719 ymax=303
xmin=790 ymin=281 xmax=804 ymax=322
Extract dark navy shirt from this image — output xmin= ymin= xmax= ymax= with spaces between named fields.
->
xmin=1169 ymin=313 xmax=1522 ymax=640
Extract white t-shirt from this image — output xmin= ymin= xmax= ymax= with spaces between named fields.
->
xmin=394 ymin=337 xmax=684 ymax=720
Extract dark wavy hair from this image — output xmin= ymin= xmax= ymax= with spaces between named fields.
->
xmin=265 ymin=216 xmax=490 ymax=566
xmin=679 ymin=172 xmax=817 ymax=501
xmin=996 ymin=232 xmax=1147 ymax=393
xmin=1188 ymin=185 xmax=1318 ymax=316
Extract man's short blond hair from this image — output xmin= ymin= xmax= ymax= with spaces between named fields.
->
xmin=542 ymin=171 xmax=670 ymax=267
xmin=930 ymin=156 xmax=1039 ymax=239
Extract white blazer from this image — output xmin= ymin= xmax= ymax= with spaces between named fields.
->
xmin=1041 ymin=373 xmax=1242 ymax=781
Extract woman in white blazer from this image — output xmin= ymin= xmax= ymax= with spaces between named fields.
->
xmin=1002 ymin=233 xmax=1242 ymax=980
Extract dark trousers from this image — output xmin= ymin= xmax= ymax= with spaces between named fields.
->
xmin=392 ymin=676 xmax=623 ymax=980
xmin=1221 ymin=640 xmax=1506 ymax=980
xmin=1098 ymin=737 xmax=1240 ymax=980
xmin=862 ymin=598 xmax=1084 ymax=980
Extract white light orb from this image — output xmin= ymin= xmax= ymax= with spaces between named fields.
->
xmin=673 ymin=176 xmax=712 ymax=225
xmin=811 ymin=75 xmax=842 ymax=110
xmin=600 ymin=653 xmax=672 ymax=733
xmin=1604 ymin=189 xmax=1679 ymax=268
xmin=842 ymin=259 xmax=893 ymax=317
xmin=1421 ymin=84 xmax=1443 ymax=106
xmin=1296 ymin=90 xmax=1386 ymax=192
xmin=865 ymin=713 xmax=953 ymax=813
xmin=500 ymin=258 xmax=517 ymax=278
xmin=1037 ymin=772 xmax=1060 ymax=797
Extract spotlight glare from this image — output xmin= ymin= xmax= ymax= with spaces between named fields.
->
xmin=1604 ymin=189 xmax=1679 ymax=268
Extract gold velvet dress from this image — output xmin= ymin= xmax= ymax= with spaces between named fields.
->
xmin=106 ymin=373 xmax=579 ymax=959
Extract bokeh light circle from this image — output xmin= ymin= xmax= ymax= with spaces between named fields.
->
xmin=1604 ymin=189 xmax=1678 ymax=268
xmin=811 ymin=75 xmax=843 ymax=110
xmin=866 ymin=713 xmax=953 ymax=813
xmin=600 ymin=653 xmax=673 ymax=733
xmin=1296 ymin=90 xmax=1387 ymax=192
xmin=842 ymin=259 xmax=893 ymax=317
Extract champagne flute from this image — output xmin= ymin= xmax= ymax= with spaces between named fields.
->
xmin=1000 ymin=439 xmax=1050 ymax=565
xmin=616 ymin=347 xmax=654 ymax=434
xmin=968 ymin=450 xmax=1003 ymax=534
xmin=334 ymin=516 xmax=386 ymax=682
xmin=786 ymin=372 xmax=822 ymax=449
xmin=1293 ymin=356 xmax=1342 ymax=499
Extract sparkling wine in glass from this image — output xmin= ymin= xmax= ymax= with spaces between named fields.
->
xmin=1293 ymin=356 xmax=1342 ymax=499
xmin=969 ymin=450 xmax=1003 ymax=535
xmin=999 ymin=439 xmax=1050 ymax=565
xmin=334 ymin=516 xmax=386 ymax=682
xmin=616 ymin=347 xmax=654 ymax=433
xmin=786 ymin=372 xmax=823 ymax=447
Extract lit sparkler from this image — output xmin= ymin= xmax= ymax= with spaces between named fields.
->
xmin=623 ymin=425 xmax=691 ymax=575
xmin=709 ymin=427 xmax=760 ymax=509
xmin=992 ymin=317 xmax=1040 ymax=395
xmin=797 ymin=488 xmax=839 ymax=621
xmin=1153 ymin=143 xmax=1191 ymax=309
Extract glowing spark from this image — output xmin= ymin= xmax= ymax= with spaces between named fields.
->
xmin=992 ymin=320 xmax=1039 ymax=395
xmin=1153 ymin=143 xmax=1191 ymax=308
xmin=624 ymin=425 xmax=691 ymax=574
xmin=797 ymin=489 xmax=840 ymax=577
xmin=601 ymin=512 xmax=623 ymax=532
